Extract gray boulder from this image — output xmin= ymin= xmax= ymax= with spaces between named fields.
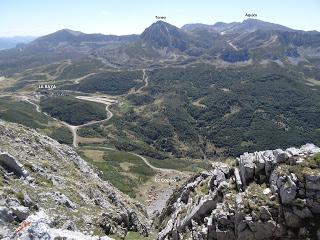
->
xmin=0 ymin=206 xmax=14 ymax=222
xmin=238 ymin=153 xmax=255 ymax=187
xmin=0 ymin=152 xmax=28 ymax=178
xmin=283 ymin=209 xmax=302 ymax=227
xmin=234 ymin=168 xmax=243 ymax=192
xmin=259 ymin=206 xmax=272 ymax=221
xmin=264 ymin=150 xmax=277 ymax=177
xmin=279 ymin=175 xmax=297 ymax=204
xmin=249 ymin=220 xmax=280 ymax=240
xmin=52 ymin=192 xmax=77 ymax=210
xmin=292 ymin=206 xmax=313 ymax=219
xmin=300 ymin=143 xmax=320 ymax=155
xmin=305 ymin=175 xmax=320 ymax=191
xmin=10 ymin=205 xmax=30 ymax=221
xmin=210 ymin=169 xmax=226 ymax=190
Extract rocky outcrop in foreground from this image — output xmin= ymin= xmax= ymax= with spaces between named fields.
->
xmin=0 ymin=120 xmax=149 ymax=239
xmin=157 ymin=144 xmax=320 ymax=240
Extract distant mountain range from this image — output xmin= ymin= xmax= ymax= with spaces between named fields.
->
xmin=181 ymin=19 xmax=293 ymax=33
xmin=0 ymin=19 xmax=319 ymax=74
xmin=0 ymin=36 xmax=36 ymax=50
xmin=28 ymin=29 xmax=138 ymax=52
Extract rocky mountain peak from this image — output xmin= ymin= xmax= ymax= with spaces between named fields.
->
xmin=141 ymin=20 xmax=188 ymax=51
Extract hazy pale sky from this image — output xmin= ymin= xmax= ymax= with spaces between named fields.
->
xmin=1 ymin=0 xmax=319 ymax=37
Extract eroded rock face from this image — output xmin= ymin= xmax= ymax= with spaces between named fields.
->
xmin=157 ymin=144 xmax=320 ymax=240
xmin=0 ymin=120 xmax=149 ymax=239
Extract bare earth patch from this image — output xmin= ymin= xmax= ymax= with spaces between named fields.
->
xmin=306 ymin=78 xmax=320 ymax=86
xmin=77 ymin=136 xmax=106 ymax=145
xmin=120 ymin=162 xmax=135 ymax=171
xmin=192 ymin=97 xmax=207 ymax=108
xmin=221 ymin=88 xmax=231 ymax=92
xmin=82 ymin=149 xmax=105 ymax=162
xmin=224 ymin=104 xmax=241 ymax=118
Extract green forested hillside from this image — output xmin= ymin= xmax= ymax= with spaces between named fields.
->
xmin=0 ymin=97 xmax=73 ymax=145
xmin=40 ymin=96 xmax=107 ymax=125
xmin=0 ymin=97 xmax=49 ymax=128
xmin=62 ymin=70 xmax=143 ymax=95
xmin=109 ymin=63 xmax=320 ymax=158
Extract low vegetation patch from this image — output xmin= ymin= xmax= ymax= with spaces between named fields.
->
xmin=79 ymin=148 xmax=156 ymax=198
xmin=277 ymin=154 xmax=320 ymax=180
xmin=0 ymin=97 xmax=49 ymax=128
xmin=147 ymin=157 xmax=211 ymax=172
xmin=49 ymin=126 xmax=73 ymax=145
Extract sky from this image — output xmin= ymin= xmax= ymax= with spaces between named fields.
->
xmin=0 ymin=0 xmax=319 ymax=37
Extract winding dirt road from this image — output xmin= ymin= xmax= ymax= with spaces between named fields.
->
xmin=22 ymin=79 xmax=189 ymax=217
xmin=137 ymin=69 xmax=149 ymax=92
xmin=23 ymin=95 xmax=184 ymax=175
xmin=82 ymin=146 xmax=188 ymax=217
xmin=22 ymin=95 xmax=117 ymax=147
xmin=89 ymin=146 xmax=182 ymax=174
xmin=22 ymin=68 xmax=149 ymax=147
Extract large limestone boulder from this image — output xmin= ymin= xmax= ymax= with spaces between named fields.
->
xmin=238 ymin=153 xmax=255 ymax=187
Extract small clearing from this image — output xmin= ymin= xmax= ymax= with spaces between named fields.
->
xmin=192 ymin=97 xmax=206 ymax=108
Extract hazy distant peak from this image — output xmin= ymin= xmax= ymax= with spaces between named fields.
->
xmin=240 ymin=18 xmax=293 ymax=31
xmin=0 ymin=36 xmax=36 ymax=50
xmin=58 ymin=29 xmax=84 ymax=36
xmin=181 ymin=23 xmax=214 ymax=32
